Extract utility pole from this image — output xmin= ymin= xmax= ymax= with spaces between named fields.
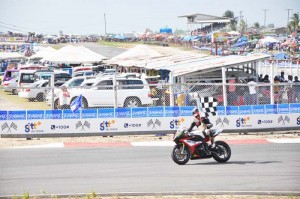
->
xmin=263 ymin=9 xmax=268 ymax=33
xmin=285 ymin=8 xmax=293 ymax=38
xmin=104 ymin=13 xmax=107 ymax=35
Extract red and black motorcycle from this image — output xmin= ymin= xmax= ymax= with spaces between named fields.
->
xmin=171 ymin=128 xmax=231 ymax=165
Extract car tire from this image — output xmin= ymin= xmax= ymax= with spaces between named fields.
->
xmin=124 ymin=97 xmax=141 ymax=107
xmin=12 ymin=89 xmax=18 ymax=95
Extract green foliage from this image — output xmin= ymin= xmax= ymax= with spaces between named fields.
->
xmin=21 ymin=192 xmax=29 ymax=199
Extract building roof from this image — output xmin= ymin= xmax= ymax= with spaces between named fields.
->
xmin=178 ymin=13 xmax=232 ymax=24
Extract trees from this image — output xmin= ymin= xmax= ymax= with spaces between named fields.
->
xmin=254 ymin=22 xmax=260 ymax=29
xmin=223 ymin=10 xmax=237 ymax=31
xmin=289 ymin=13 xmax=299 ymax=32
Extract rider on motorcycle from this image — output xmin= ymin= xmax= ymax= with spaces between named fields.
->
xmin=187 ymin=108 xmax=216 ymax=151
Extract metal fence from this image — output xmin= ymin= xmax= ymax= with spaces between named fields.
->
xmin=1 ymin=82 xmax=300 ymax=110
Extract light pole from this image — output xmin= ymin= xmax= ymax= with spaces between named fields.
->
xmin=285 ymin=8 xmax=293 ymax=38
xmin=263 ymin=9 xmax=268 ymax=33
xmin=104 ymin=13 xmax=107 ymax=35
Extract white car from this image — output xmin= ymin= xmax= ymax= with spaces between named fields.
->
xmin=18 ymin=80 xmax=50 ymax=102
xmin=46 ymin=76 xmax=94 ymax=108
xmin=68 ymin=76 xmax=153 ymax=108
xmin=3 ymin=77 xmax=19 ymax=95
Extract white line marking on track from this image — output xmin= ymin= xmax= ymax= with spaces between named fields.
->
xmin=267 ymin=138 xmax=300 ymax=143
xmin=11 ymin=143 xmax=64 ymax=149
xmin=131 ymin=141 xmax=174 ymax=146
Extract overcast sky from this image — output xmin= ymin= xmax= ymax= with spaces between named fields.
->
xmin=0 ymin=0 xmax=299 ymax=35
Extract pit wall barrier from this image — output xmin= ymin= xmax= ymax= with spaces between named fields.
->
xmin=1 ymin=104 xmax=300 ymax=138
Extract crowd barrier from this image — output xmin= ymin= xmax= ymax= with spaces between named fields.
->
xmin=1 ymin=103 xmax=300 ymax=138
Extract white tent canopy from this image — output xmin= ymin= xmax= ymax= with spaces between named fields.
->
xmin=0 ymin=52 xmax=25 ymax=60
xmin=30 ymin=46 xmax=57 ymax=59
xmin=42 ymin=45 xmax=107 ymax=64
xmin=106 ymin=44 xmax=164 ymax=66
xmin=260 ymin=36 xmax=278 ymax=44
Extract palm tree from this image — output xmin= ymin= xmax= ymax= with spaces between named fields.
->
xmin=289 ymin=13 xmax=299 ymax=32
xmin=239 ymin=20 xmax=246 ymax=34
xmin=223 ymin=10 xmax=237 ymax=31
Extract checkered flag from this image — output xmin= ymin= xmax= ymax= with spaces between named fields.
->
xmin=284 ymin=116 xmax=290 ymax=123
xmin=76 ymin=121 xmax=82 ymax=129
xmin=10 ymin=122 xmax=17 ymax=130
xmin=216 ymin=118 xmax=222 ymax=126
xmin=154 ymin=119 xmax=161 ymax=127
xmin=83 ymin=121 xmax=91 ymax=128
xmin=147 ymin=119 xmax=155 ymax=129
xmin=197 ymin=97 xmax=218 ymax=116
xmin=278 ymin=116 xmax=283 ymax=124
xmin=2 ymin=122 xmax=9 ymax=131
xmin=223 ymin=117 xmax=229 ymax=125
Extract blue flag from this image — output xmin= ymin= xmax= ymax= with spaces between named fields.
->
xmin=70 ymin=94 xmax=82 ymax=113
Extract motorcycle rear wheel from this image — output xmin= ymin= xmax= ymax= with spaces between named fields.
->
xmin=171 ymin=144 xmax=190 ymax=165
xmin=212 ymin=141 xmax=231 ymax=163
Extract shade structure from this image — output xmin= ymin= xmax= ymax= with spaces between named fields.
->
xmin=30 ymin=46 xmax=57 ymax=59
xmin=0 ymin=52 xmax=25 ymax=59
xmin=260 ymin=36 xmax=278 ymax=44
xmin=42 ymin=45 xmax=107 ymax=64
xmin=106 ymin=44 xmax=164 ymax=66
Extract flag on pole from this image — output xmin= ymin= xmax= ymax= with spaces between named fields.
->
xmin=70 ymin=94 xmax=82 ymax=113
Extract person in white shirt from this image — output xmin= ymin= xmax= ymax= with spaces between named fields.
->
xmin=58 ymin=86 xmax=70 ymax=109
xmin=247 ymin=78 xmax=258 ymax=105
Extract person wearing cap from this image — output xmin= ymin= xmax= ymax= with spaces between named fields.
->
xmin=58 ymin=86 xmax=70 ymax=109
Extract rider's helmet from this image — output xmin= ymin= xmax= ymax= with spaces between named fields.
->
xmin=192 ymin=107 xmax=199 ymax=116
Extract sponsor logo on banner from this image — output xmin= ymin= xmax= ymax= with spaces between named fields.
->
xmin=81 ymin=109 xmax=97 ymax=119
xmin=165 ymin=107 xmax=180 ymax=117
xmin=98 ymin=108 xmax=114 ymax=118
xmin=258 ymin=119 xmax=273 ymax=124
xmin=45 ymin=110 xmax=62 ymax=119
xmin=290 ymin=104 xmax=300 ymax=113
xmin=1 ymin=122 xmax=17 ymax=133
xmin=124 ymin=123 xmax=142 ymax=128
xmin=148 ymin=107 xmax=164 ymax=117
xmin=239 ymin=106 xmax=252 ymax=115
xmin=297 ymin=116 xmax=300 ymax=125
xmin=51 ymin=125 xmax=70 ymax=130
xmin=132 ymin=107 xmax=147 ymax=118
xmin=75 ymin=121 xmax=91 ymax=131
xmin=100 ymin=120 xmax=117 ymax=131
xmin=215 ymin=117 xmax=229 ymax=127
xmin=170 ymin=118 xmax=185 ymax=129
xmin=147 ymin=119 xmax=161 ymax=129
xmin=278 ymin=115 xmax=290 ymax=126
xmin=0 ymin=111 xmax=8 ymax=120
xmin=8 ymin=111 xmax=26 ymax=120
xmin=25 ymin=121 xmax=43 ymax=133
xmin=277 ymin=104 xmax=289 ymax=114
xmin=252 ymin=105 xmax=265 ymax=114
xmin=226 ymin=106 xmax=239 ymax=115
xmin=180 ymin=106 xmax=195 ymax=116
xmin=27 ymin=110 xmax=44 ymax=120
xmin=216 ymin=106 xmax=225 ymax=116
xmin=236 ymin=117 xmax=251 ymax=127
xmin=115 ymin=108 xmax=131 ymax=118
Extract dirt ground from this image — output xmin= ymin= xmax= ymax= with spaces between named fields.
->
xmin=1 ymin=131 xmax=299 ymax=148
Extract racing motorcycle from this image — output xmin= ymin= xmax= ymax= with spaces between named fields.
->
xmin=171 ymin=128 xmax=231 ymax=165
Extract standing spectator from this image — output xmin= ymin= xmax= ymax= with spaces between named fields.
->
xmin=279 ymin=71 xmax=285 ymax=82
xmin=246 ymin=78 xmax=258 ymax=105
xmin=227 ymin=75 xmax=236 ymax=106
xmin=292 ymin=76 xmax=300 ymax=103
xmin=287 ymin=75 xmax=293 ymax=103
xmin=58 ymin=86 xmax=70 ymax=109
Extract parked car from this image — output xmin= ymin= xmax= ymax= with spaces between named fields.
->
xmin=46 ymin=76 xmax=94 ymax=108
xmin=2 ymin=69 xmax=19 ymax=86
xmin=0 ymin=72 xmax=4 ymax=85
xmin=68 ymin=75 xmax=153 ymax=108
xmin=72 ymin=70 xmax=95 ymax=77
xmin=18 ymin=80 xmax=50 ymax=102
xmin=3 ymin=77 xmax=19 ymax=95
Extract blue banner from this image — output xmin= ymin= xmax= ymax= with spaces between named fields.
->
xmin=226 ymin=106 xmax=239 ymax=115
xmin=98 ymin=108 xmax=114 ymax=118
xmin=216 ymin=106 xmax=225 ymax=116
xmin=266 ymin=104 xmax=277 ymax=114
xmin=147 ymin=107 xmax=164 ymax=117
xmin=252 ymin=105 xmax=265 ymax=114
xmin=132 ymin=107 xmax=147 ymax=118
xmin=290 ymin=103 xmax=300 ymax=113
xmin=0 ymin=111 xmax=7 ymax=120
xmin=115 ymin=108 xmax=131 ymax=118
xmin=165 ymin=106 xmax=180 ymax=117
xmin=63 ymin=110 xmax=80 ymax=119
xmin=277 ymin=104 xmax=290 ymax=114
xmin=27 ymin=110 xmax=44 ymax=120
xmin=8 ymin=111 xmax=26 ymax=120
xmin=239 ymin=106 xmax=252 ymax=115
xmin=179 ymin=106 xmax=194 ymax=116
xmin=45 ymin=110 xmax=62 ymax=119
xmin=81 ymin=109 xmax=97 ymax=119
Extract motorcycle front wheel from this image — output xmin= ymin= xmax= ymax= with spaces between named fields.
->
xmin=171 ymin=144 xmax=190 ymax=165
xmin=212 ymin=141 xmax=231 ymax=163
